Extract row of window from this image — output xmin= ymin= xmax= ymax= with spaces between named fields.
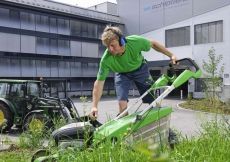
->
xmin=41 ymin=78 xmax=115 ymax=93
xmin=36 ymin=37 xmax=106 ymax=57
xmin=0 ymin=7 xmax=107 ymax=39
xmin=0 ymin=32 xmax=107 ymax=58
xmin=0 ymin=58 xmax=116 ymax=78
xmin=166 ymin=20 xmax=223 ymax=48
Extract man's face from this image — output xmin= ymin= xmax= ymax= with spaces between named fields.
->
xmin=107 ymin=40 xmax=121 ymax=55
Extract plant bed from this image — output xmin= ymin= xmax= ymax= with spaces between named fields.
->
xmin=179 ymin=98 xmax=230 ymax=115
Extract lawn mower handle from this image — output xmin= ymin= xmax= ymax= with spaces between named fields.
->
xmin=171 ymin=57 xmax=201 ymax=88
xmin=175 ymin=57 xmax=200 ymax=71
xmin=152 ymin=58 xmax=200 ymax=89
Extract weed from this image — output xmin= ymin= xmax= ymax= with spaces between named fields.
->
xmin=169 ymin=114 xmax=230 ymax=162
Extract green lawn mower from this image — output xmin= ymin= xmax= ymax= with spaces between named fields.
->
xmin=31 ymin=58 xmax=202 ymax=162
xmin=0 ymin=79 xmax=79 ymax=133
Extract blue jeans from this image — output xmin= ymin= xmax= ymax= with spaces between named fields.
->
xmin=115 ymin=62 xmax=155 ymax=103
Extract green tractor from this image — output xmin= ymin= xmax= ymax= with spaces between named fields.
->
xmin=0 ymin=79 xmax=79 ymax=133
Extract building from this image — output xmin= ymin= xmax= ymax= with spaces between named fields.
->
xmin=0 ymin=0 xmax=124 ymax=98
xmin=1 ymin=0 xmax=229 ymax=100
xmin=88 ymin=1 xmax=117 ymax=15
xmin=117 ymin=0 xmax=229 ymax=100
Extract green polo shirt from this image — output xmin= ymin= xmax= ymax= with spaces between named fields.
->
xmin=97 ymin=35 xmax=151 ymax=81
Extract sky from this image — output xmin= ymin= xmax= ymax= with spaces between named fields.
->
xmin=53 ymin=0 xmax=117 ymax=8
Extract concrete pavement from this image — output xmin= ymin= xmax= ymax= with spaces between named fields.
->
xmin=72 ymin=96 xmax=229 ymax=136
xmin=72 ymin=96 xmax=202 ymax=136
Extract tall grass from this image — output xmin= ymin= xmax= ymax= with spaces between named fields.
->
xmin=0 ymin=116 xmax=229 ymax=162
xmin=169 ymin=114 xmax=230 ymax=162
xmin=1 ymin=98 xmax=230 ymax=162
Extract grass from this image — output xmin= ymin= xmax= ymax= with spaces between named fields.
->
xmin=0 ymin=147 xmax=35 ymax=162
xmin=1 ymin=97 xmax=230 ymax=162
xmin=1 ymin=114 xmax=229 ymax=162
xmin=169 ymin=115 xmax=230 ymax=162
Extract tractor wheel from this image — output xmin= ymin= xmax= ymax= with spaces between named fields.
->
xmin=0 ymin=103 xmax=14 ymax=133
xmin=23 ymin=113 xmax=52 ymax=133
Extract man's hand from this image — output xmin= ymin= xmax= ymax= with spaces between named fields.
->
xmin=171 ymin=54 xmax=179 ymax=65
xmin=89 ymin=107 xmax=98 ymax=120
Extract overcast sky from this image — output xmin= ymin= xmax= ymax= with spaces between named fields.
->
xmin=53 ymin=0 xmax=117 ymax=8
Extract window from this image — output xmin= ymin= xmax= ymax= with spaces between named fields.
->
xmin=104 ymin=80 xmax=115 ymax=91
xmin=9 ymin=10 xmax=20 ymax=28
xmin=59 ymin=61 xmax=70 ymax=77
xmin=36 ymin=60 xmax=50 ymax=77
xmin=27 ymin=83 xmax=39 ymax=96
xmin=165 ymin=26 xmax=190 ymax=48
xmin=88 ymin=23 xmax=97 ymax=38
xmin=58 ymin=18 xmax=70 ymax=35
xmin=195 ymin=20 xmax=223 ymax=45
xmin=81 ymin=22 xmax=88 ymax=37
xmin=36 ymin=37 xmax=49 ymax=54
xmin=195 ymin=79 xmax=206 ymax=92
xmin=58 ymin=40 xmax=70 ymax=56
xmin=21 ymin=59 xmax=36 ymax=76
xmin=70 ymin=62 xmax=81 ymax=76
xmin=36 ymin=15 xmax=49 ymax=32
xmin=70 ymin=20 xmax=81 ymax=36
xmin=50 ymin=17 xmax=57 ymax=33
xmin=82 ymin=42 xmax=98 ymax=58
xmin=20 ymin=12 xmax=35 ymax=30
xmin=98 ymin=44 xmax=106 ymax=58
xmin=0 ymin=8 xmax=20 ymax=28
xmin=50 ymin=39 xmax=58 ymax=55
xmin=97 ymin=25 xmax=106 ymax=39
xmin=0 ymin=83 xmax=9 ymax=98
xmin=0 ymin=8 xmax=9 ymax=27
xmin=70 ymin=80 xmax=81 ymax=91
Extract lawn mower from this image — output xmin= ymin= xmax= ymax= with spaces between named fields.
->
xmin=31 ymin=58 xmax=201 ymax=162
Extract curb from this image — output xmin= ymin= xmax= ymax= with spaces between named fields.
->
xmin=176 ymin=101 xmax=204 ymax=113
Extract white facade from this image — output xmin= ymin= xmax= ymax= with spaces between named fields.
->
xmin=140 ymin=5 xmax=230 ymax=100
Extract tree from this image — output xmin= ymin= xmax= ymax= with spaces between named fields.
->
xmin=201 ymin=47 xmax=225 ymax=99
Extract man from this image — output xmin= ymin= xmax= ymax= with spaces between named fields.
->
xmin=89 ymin=26 xmax=178 ymax=120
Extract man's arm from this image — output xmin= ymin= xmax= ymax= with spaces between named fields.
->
xmin=92 ymin=80 xmax=105 ymax=107
xmin=149 ymin=40 xmax=178 ymax=64
xmin=89 ymin=80 xmax=105 ymax=120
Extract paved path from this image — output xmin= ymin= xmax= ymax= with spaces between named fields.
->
xmin=1 ymin=96 xmax=229 ymax=150
xmin=73 ymin=96 xmax=229 ymax=136
xmin=72 ymin=97 xmax=202 ymax=136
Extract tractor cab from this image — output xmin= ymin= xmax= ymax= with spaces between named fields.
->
xmin=0 ymin=80 xmax=41 ymax=115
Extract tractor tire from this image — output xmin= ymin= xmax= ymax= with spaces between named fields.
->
xmin=0 ymin=103 xmax=14 ymax=133
xmin=23 ymin=113 xmax=52 ymax=133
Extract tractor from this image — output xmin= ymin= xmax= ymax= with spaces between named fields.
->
xmin=0 ymin=79 xmax=79 ymax=133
